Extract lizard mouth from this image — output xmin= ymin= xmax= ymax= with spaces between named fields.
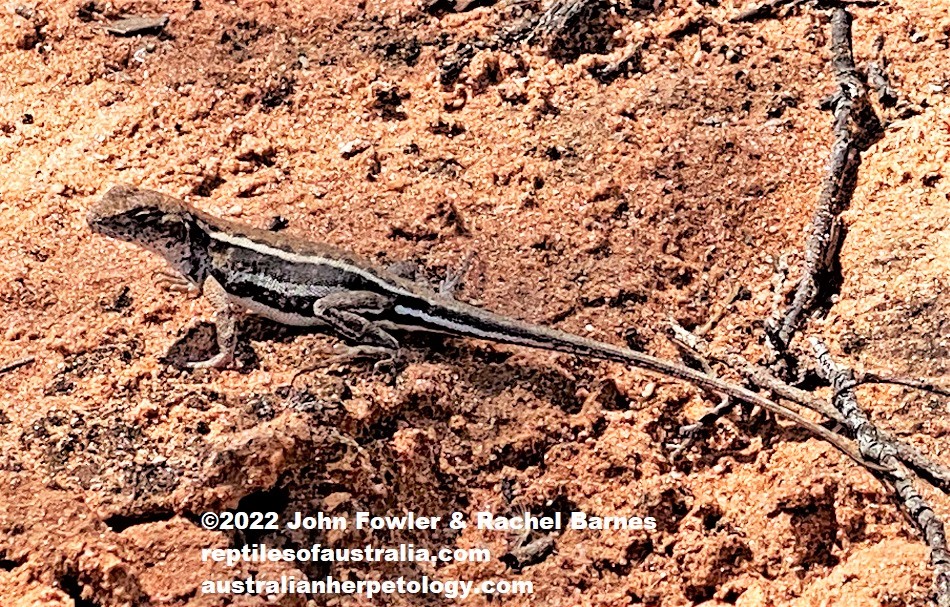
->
xmin=86 ymin=184 xmax=152 ymax=239
xmin=85 ymin=212 xmax=117 ymax=238
xmin=85 ymin=200 xmax=114 ymax=233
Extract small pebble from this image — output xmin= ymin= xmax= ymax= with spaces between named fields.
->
xmin=268 ymin=215 xmax=289 ymax=231
xmin=641 ymin=382 xmax=656 ymax=399
xmin=339 ymin=138 xmax=370 ymax=159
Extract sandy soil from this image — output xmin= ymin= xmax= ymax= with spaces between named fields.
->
xmin=0 ymin=0 xmax=948 ymax=605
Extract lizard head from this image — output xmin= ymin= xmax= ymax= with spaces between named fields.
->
xmin=87 ymin=185 xmax=195 ymax=259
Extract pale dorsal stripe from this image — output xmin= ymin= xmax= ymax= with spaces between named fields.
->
xmin=228 ymin=269 xmax=336 ymax=298
xmin=203 ymin=228 xmax=416 ymax=299
xmin=393 ymin=305 xmax=553 ymax=349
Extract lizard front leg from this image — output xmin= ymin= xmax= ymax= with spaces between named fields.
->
xmin=153 ymin=269 xmax=201 ymax=298
xmin=185 ymin=276 xmax=238 ymax=369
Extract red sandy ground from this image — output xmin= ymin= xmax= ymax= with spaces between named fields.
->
xmin=0 ymin=0 xmax=948 ymax=605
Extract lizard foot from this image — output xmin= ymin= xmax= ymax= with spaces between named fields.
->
xmin=285 ymin=345 xmax=401 ymax=392
xmin=153 ymin=270 xmax=201 ymax=298
xmin=439 ymin=249 xmax=476 ymax=298
xmin=330 ymin=344 xmax=400 ymax=369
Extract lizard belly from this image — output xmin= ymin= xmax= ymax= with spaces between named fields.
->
xmin=228 ymin=293 xmax=327 ymax=327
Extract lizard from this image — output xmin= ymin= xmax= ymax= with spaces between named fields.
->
xmin=86 ymin=184 xmax=875 ymax=466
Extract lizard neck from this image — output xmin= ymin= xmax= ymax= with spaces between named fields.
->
xmin=180 ymin=217 xmax=212 ymax=285
xmin=148 ymin=215 xmax=211 ymax=286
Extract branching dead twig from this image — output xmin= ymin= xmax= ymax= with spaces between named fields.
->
xmin=767 ymin=8 xmax=883 ymax=353
xmin=744 ymin=350 xmax=948 ymax=491
xmin=657 ymin=337 xmax=885 ymax=473
xmin=671 ymin=320 xmax=844 ymax=422
xmin=666 ymin=320 xmax=877 ymax=466
xmin=672 ymin=323 xmax=950 ymax=492
xmin=666 ymin=331 xmax=734 ymax=457
xmin=741 ymin=364 xmax=950 ymax=492
xmin=812 ymin=339 xmax=950 ymax=607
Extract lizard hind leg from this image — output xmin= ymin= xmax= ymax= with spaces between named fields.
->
xmin=439 ymin=249 xmax=476 ymax=298
xmin=312 ymin=290 xmax=401 ymax=360
xmin=286 ymin=291 xmax=403 ymax=390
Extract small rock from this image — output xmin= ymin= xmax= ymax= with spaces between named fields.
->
xmin=364 ymin=149 xmax=381 ymax=181
xmin=468 ymin=51 xmax=501 ymax=90
xmin=236 ymin=135 xmax=276 ymax=166
xmin=268 ymin=215 xmax=289 ymax=231
xmin=105 ymin=15 xmax=169 ymax=37
xmin=132 ymin=399 xmax=159 ymax=421
xmin=443 ymin=86 xmax=467 ymax=111
xmin=428 ymin=117 xmax=465 ymax=138
xmin=9 ymin=15 xmax=39 ymax=50
xmin=366 ymin=81 xmax=407 ymax=119
xmin=339 ymin=138 xmax=370 ymax=159
xmin=766 ymin=92 xmax=799 ymax=118
xmin=497 ymin=52 xmax=523 ymax=77
xmin=641 ymin=382 xmax=656 ymax=399
xmin=497 ymin=80 xmax=527 ymax=105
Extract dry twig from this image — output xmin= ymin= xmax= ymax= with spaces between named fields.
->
xmin=812 ymin=339 xmax=950 ymax=607
xmin=0 ymin=356 xmax=35 ymax=376
xmin=768 ymin=8 xmax=882 ymax=352
xmin=672 ymin=323 xmax=950 ymax=491
xmin=851 ymin=373 xmax=950 ymax=399
xmin=731 ymin=0 xmax=806 ymax=22
xmin=671 ymin=321 xmax=843 ymax=421
xmin=666 ymin=330 xmax=734 ymax=456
